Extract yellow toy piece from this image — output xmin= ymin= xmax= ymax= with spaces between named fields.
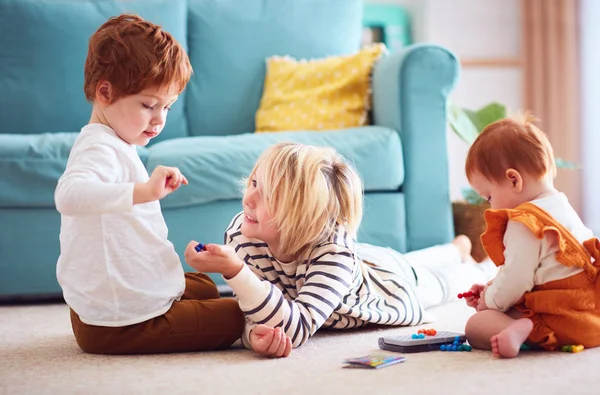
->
xmin=561 ymin=345 xmax=584 ymax=353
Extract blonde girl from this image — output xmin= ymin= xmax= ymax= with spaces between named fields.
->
xmin=185 ymin=142 xmax=496 ymax=358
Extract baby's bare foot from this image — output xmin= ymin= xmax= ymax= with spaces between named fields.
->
xmin=452 ymin=235 xmax=472 ymax=262
xmin=490 ymin=318 xmax=534 ymax=358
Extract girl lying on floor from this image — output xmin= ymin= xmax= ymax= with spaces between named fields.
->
xmin=184 ymin=142 xmax=497 ymax=358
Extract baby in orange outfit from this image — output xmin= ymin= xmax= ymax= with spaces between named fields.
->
xmin=462 ymin=113 xmax=600 ymax=358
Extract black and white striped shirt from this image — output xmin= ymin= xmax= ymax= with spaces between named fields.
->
xmin=224 ymin=212 xmax=424 ymax=348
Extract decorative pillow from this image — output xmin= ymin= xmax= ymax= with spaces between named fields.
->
xmin=255 ymin=44 xmax=387 ymax=133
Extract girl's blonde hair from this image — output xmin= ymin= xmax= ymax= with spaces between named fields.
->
xmin=465 ymin=112 xmax=556 ymax=183
xmin=247 ymin=142 xmax=363 ymax=260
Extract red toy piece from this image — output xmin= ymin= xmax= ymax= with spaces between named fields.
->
xmin=457 ymin=290 xmax=480 ymax=299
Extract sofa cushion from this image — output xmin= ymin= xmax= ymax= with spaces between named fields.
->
xmin=0 ymin=0 xmax=188 ymax=144
xmin=147 ymin=126 xmax=404 ymax=209
xmin=0 ymin=134 xmax=149 ymax=208
xmin=255 ymin=44 xmax=387 ymax=133
xmin=186 ymin=0 xmax=363 ymax=137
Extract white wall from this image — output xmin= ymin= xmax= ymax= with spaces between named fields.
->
xmin=580 ymin=0 xmax=600 ymax=234
xmin=368 ymin=0 xmax=523 ymax=201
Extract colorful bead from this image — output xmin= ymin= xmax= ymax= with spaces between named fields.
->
xmin=439 ymin=338 xmax=472 ymax=352
xmin=572 ymin=345 xmax=585 ymax=353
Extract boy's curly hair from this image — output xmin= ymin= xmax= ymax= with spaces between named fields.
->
xmin=84 ymin=14 xmax=192 ymax=102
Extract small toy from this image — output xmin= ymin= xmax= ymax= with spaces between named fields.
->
xmin=343 ymin=354 xmax=406 ymax=369
xmin=458 ymin=291 xmax=480 ymax=299
xmin=194 ymin=243 xmax=207 ymax=252
xmin=561 ymin=344 xmax=584 ymax=353
xmin=439 ymin=336 xmax=472 ymax=352
xmin=379 ymin=331 xmax=467 ymax=353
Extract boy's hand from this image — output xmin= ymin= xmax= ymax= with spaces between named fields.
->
xmin=134 ymin=165 xmax=188 ymax=204
xmin=249 ymin=325 xmax=292 ymax=358
xmin=184 ymin=242 xmax=244 ymax=279
xmin=465 ymin=283 xmax=486 ymax=309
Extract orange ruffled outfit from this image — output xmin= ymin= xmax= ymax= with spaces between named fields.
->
xmin=481 ymin=202 xmax=600 ymax=350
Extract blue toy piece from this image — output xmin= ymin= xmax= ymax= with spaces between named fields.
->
xmin=379 ymin=331 xmax=468 ymax=353
xmin=439 ymin=337 xmax=472 ymax=352
xmin=195 ymin=243 xmax=206 ymax=252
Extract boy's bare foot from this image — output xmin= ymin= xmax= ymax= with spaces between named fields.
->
xmin=490 ymin=318 xmax=534 ymax=358
xmin=452 ymin=235 xmax=473 ymax=262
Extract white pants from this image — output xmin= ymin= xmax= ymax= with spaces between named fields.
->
xmin=357 ymin=242 xmax=497 ymax=310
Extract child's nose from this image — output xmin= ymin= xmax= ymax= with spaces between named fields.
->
xmin=243 ymin=192 xmax=256 ymax=208
xmin=151 ymin=110 xmax=167 ymax=126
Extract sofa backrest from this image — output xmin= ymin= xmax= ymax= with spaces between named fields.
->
xmin=184 ymin=0 xmax=363 ymax=137
xmin=0 ymin=0 xmax=188 ymax=144
xmin=0 ymin=0 xmax=364 ymax=142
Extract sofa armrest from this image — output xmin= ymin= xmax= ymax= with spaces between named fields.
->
xmin=372 ymin=44 xmax=460 ymax=251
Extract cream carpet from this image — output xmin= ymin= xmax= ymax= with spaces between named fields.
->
xmin=1 ymin=301 xmax=598 ymax=395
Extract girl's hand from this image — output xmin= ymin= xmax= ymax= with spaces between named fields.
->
xmin=184 ymin=242 xmax=244 ymax=279
xmin=249 ymin=325 xmax=292 ymax=358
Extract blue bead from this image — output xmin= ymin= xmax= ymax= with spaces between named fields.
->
xmin=440 ymin=345 xmax=446 ymax=351
xmin=419 ymin=334 xmax=426 ymax=339
xmin=452 ymin=345 xmax=457 ymax=351
xmin=195 ymin=243 xmax=205 ymax=252
xmin=412 ymin=334 xmax=418 ymax=339
xmin=455 ymin=336 xmax=460 ymax=342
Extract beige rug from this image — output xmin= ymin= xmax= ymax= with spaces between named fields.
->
xmin=1 ymin=301 xmax=598 ymax=395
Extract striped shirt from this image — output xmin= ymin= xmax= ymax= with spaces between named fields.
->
xmin=224 ymin=212 xmax=424 ymax=348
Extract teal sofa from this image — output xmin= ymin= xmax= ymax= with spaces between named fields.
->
xmin=0 ymin=0 xmax=459 ymax=300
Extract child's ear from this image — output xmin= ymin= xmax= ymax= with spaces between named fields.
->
xmin=505 ymin=168 xmax=523 ymax=193
xmin=95 ymin=81 xmax=113 ymax=105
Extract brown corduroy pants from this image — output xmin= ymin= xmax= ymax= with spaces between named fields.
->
xmin=69 ymin=273 xmax=245 ymax=355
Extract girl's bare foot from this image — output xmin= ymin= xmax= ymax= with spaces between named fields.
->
xmin=452 ymin=235 xmax=473 ymax=262
xmin=490 ymin=318 xmax=534 ymax=358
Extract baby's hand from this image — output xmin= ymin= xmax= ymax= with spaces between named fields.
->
xmin=464 ymin=283 xmax=486 ymax=309
xmin=476 ymin=288 xmax=488 ymax=311
xmin=134 ymin=165 xmax=188 ymax=204
xmin=249 ymin=325 xmax=292 ymax=358
xmin=184 ymin=242 xmax=244 ymax=279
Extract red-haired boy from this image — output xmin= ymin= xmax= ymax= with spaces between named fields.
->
xmin=55 ymin=14 xmax=244 ymax=354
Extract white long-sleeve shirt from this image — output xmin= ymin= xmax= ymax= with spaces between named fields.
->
xmin=223 ymin=212 xmax=424 ymax=348
xmin=485 ymin=192 xmax=593 ymax=311
xmin=55 ymin=123 xmax=185 ymax=327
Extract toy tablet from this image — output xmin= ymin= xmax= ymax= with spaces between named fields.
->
xmin=378 ymin=331 xmax=467 ymax=353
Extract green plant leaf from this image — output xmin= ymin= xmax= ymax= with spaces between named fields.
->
xmin=448 ymin=102 xmax=479 ymax=145
xmin=473 ymin=102 xmax=507 ymax=133
xmin=461 ymin=187 xmax=488 ymax=205
xmin=555 ymin=157 xmax=579 ymax=169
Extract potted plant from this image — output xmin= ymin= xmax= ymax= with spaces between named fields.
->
xmin=447 ymin=102 xmax=577 ymax=261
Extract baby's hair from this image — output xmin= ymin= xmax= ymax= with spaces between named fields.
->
xmin=84 ymin=14 xmax=192 ymax=103
xmin=465 ymin=111 xmax=556 ymax=183
xmin=247 ymin=142 xmax=363 ymax=260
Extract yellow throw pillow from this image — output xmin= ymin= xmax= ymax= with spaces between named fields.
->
xmin=255 ymin=43 xmax=387 ymax=133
